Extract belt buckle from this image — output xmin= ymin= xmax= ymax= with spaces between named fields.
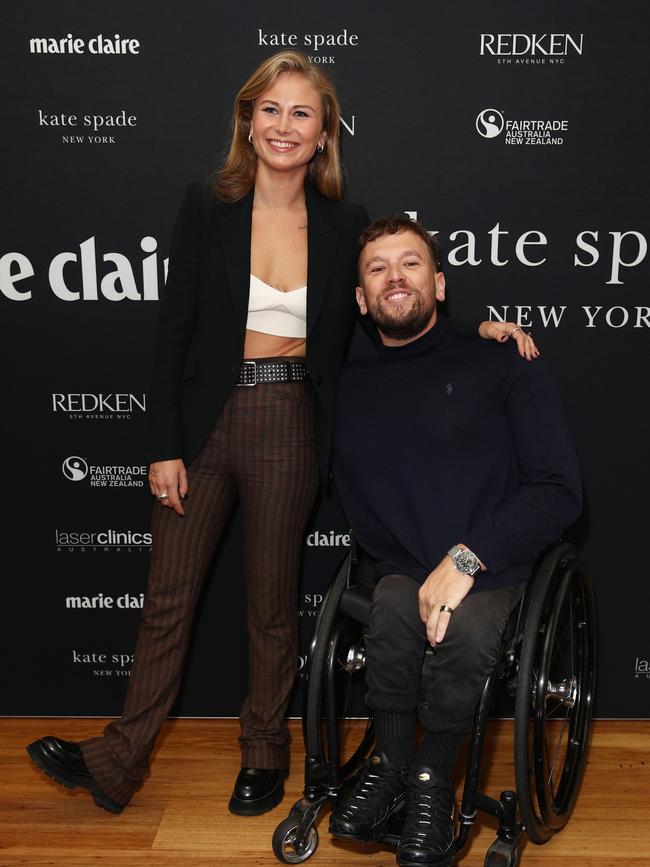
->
xmin=239 ymin=360 xmax=257 ymax=387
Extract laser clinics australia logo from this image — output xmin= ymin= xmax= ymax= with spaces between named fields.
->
xmin=479 ymin=33 xmax=584 ymax=65
xmin=52 ymin=393 xmax=146 ymax=421
xmin=65 ymin=592 xmax=144 ymax=610
xmin=257 ymin=28 xmax=359 ymax=64
xmin=36 ymin=109 xmax=138 ymax=146
xmin=634 ymin=656 xmax=650 ymax=679
xmin=70 ymin=649 xmax=134 ymax=678
xmin=29 ymin=33 xmax=140 ymax=55
xmin=61 ymin=456 xmax=148 ymax=488
xmin=476 ymin=108 xmax=568 ymax=146
xmin=56 ymin=529 xmax=152 ymax=553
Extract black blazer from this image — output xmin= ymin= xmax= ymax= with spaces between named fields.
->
xmin=149 ymin=182 xmax=369 ymax=478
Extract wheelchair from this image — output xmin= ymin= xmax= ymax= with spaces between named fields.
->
xmin=272 ymin=541 xmax=597 ymax=866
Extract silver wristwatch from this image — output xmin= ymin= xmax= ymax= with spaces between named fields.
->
xmin=448 ymin=545 xmax=481 ymax=576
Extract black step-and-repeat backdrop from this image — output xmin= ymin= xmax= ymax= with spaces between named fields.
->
xmin=2 ymin=2 xmax=649 ymax=719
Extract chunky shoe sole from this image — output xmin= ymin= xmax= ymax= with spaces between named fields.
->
xmin=26 ymin=741 xmax=123 ymax=814
xmin=397 ymin=846 xmax=455 ymax=867
xmin=328 ymin=826 xmax=385 ymax=843
xmin=228 ymin=779 xmax=285 ymax=816
xmin=329 ymin=793 xmax=407 ymax=843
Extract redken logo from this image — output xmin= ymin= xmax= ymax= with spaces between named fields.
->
xmin=480 ymin=33 xmax=583 ymax=57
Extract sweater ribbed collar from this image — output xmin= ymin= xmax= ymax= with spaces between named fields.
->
xmin=377 ymin=317 xmax=447 ymax=360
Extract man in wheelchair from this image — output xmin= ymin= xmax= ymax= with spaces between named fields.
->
xmin=327 ymin=218 xmax=582 ymax=867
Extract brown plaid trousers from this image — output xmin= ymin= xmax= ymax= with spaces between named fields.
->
xmin=79 ymin=374 xmax=319 ymax=806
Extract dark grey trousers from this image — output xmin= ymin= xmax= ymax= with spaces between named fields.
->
xmin=365 ymin=574 xmax=526 ymax=735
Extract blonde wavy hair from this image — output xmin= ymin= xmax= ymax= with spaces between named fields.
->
xmin=213 ymin=51 xmax=344 ymax=202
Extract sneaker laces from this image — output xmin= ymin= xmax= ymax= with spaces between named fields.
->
xmin=337 ymin=758 xmax=407 ymax=822
xmin=401 ymin=785 xmax=454 ymax=847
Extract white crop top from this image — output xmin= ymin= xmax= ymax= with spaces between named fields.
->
xmin=246 ymin=274 xmax=307 ymax=338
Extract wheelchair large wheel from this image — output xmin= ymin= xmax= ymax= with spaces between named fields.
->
xmin=303 ymin=553 xmax=374 ymax=786
xmin=514 ymin=542 xmax=597 ymax=844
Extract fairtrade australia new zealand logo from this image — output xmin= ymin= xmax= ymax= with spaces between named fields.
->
xmin=476 ymin=108 xmax=567 ymax=146
xmin=476 ymin=109 xmax=505 ymax=139
xmin=62 ymin=456 xmax=88 ymax=481
xmin=61 ymin=456 xmax=147 ymax=487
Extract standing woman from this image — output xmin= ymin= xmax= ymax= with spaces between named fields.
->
xmin=27 ymin=51 xmax=535 ymax=818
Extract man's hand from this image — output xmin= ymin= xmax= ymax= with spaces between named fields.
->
xmin=479 ymin=320 xmax=540 ymax=361
xmin=418 ymin=555 xmax=475 ymax=646
xmin=148 ymin=459 xmax=188 ymax=516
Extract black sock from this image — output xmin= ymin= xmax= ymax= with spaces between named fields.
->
xmin=373 ymin=711 xmax=416 ymax=769
xmin=413 ymin=731 xmax=466 ymax=782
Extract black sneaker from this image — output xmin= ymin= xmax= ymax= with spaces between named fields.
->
xmin=397 ymin=765 xmax=455 ymax=866
xmin=329 ymin=750 xmax=408 ymax=842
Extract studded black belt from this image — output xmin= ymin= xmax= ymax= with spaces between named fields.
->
xmin=236 ymin=359 xmax=309 ymax=387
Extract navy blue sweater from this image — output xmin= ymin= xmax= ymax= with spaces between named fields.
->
xmin=332 ymin=320 xmax=582 ymax=591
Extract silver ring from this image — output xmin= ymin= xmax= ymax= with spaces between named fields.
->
xmin=157 ymin=493 xmax=169 ymax=500
xmin=510 ymin=326 xmax=523 ymax=337
xmin=439 ymin=603 xmax=455 ymax=614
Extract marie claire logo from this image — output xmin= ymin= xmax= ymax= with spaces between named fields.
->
xmin=52 ymin=393 xmax=146 ymax=420
xmin=634 ymin=657 xmax=650 ymax=679
xmin=257 ymin=28 xmax=358 ymax=64
xmin=306 ymin=530 xmax=351 ymax=547
xmin=476 ymin=108 xmax=568 ymax=146
xmin=29 ymin=34 xmax=140 ymax=55
xmin=61 ymin=456 xmax=148 ymax=487
xmin=1 ymin=236 xmax=166 ymax=302
xmin=480 ymin=33 xmax=583 ymax=64
xmin=56 ymin=529 xmax=152 ymax=552
xmin=65 ymin=592 xmax=144 ymax=610
xmin=37 ymin=110 xmax=137 ymax=146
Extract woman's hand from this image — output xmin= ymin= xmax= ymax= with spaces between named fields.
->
xmin=479 ymin=320 xmax=540 ymax=361
xmin=148 ymin=459 xmax=188 ymax=516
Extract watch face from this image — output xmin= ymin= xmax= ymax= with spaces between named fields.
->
xmin=455 ymin=550 xmax=479 ymax=574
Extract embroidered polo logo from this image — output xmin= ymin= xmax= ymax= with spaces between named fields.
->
xmin=445 ymin=382 xmax=453 ymax=396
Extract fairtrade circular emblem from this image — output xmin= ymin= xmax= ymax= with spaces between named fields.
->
xmin=62 ymin=455 xmax=89 ymax=481
xmin=476 ymin=108 xmax=505 ymax=138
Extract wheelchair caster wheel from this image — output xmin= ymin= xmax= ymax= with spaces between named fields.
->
xmin=272 ymin=816 xmax=319 ymax=864
xmin=484 ymin=838 xmax=520 ymax=867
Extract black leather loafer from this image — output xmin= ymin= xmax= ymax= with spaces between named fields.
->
xmin=228 ymin=767 xmax=287 ymax=816
xmin=26 ymin=736 xmax=123 ymax=813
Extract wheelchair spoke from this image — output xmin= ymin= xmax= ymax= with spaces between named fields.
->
xmin=545 ymin=711 xmax=571 ymax=793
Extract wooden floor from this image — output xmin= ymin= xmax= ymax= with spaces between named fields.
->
xmin=1 ymin=719 xmax=648 ymax=866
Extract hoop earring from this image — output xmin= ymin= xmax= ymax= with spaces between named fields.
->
xmin=248 ymin=131 xmax=253 ymax=144
xmin=317 ymin=142 xmax=325 ymax=153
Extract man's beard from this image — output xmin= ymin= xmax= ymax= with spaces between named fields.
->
xmin=369 ymin=292 xmax=436 ymax=340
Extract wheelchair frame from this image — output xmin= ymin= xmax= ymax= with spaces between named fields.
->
xmin=273 ymin=541 xmax=597 ymax=866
